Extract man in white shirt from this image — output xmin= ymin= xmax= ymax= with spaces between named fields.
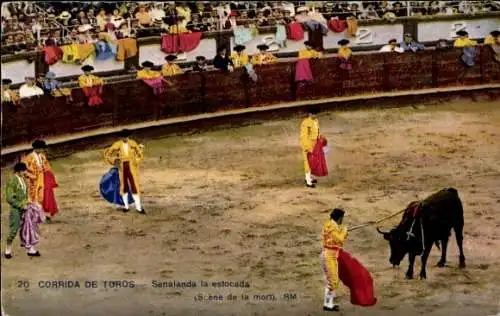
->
xmin=19 ymin=76 xmax=44 ymax=99
xmin=149 ymin=3 xmax=166 ymax=22
xmin=379 ymin=39 xmax=404 ymax=53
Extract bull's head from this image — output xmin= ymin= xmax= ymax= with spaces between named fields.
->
xmin=377 ymin=225 xmax=411 ymax=267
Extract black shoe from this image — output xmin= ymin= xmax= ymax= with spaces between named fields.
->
xmin=304 ymin=180 xmax=316 ymax=188
xmin=323 ymin=305 xmax=340 ymax=312
xmin=122 ymin=208 xmax=130 ymax=213
xmin=27 ymin=251 xmax=41 ymax=257
xmin=137 ymin=209 xmax=146 ymax=215
xmin=312 ymin=179 xmax=318 ymax=184
xmin=4 ymin=253 xmax=12 ymax=259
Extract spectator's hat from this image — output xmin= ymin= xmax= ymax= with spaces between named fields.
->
xmin=142 ymin=61 xmax=154 ymax=68
xmin=45 ymin=72 xmax=56 ymax=79
xmin=14 ymin=162 xmax=27 ymax=172
xmin=81 ymin=65 xmax=94 ymax=72
xmin=78 ymin=24 xmax=93 ymax=33
xmin=388 ymin=38 xmax=397 ymax=44
xmin=118 ymin=129 xmax=132 ymax=138
xmin=491 ymin=30 xmax=500 ymax=37
xmin=257 ymin=44 xmax=269 ymax=51
xmin=296 ymin=6 xmax=308 ymax=13
xmin=165 ymin=55 xmax=177 ymax=62
xmin=196 ymin=56 xmax=206 ymax=61
xmin=2 ymin=79 xmax=12 ymax=85
xmin=456 ymin=30 xmax=468 ymax=36
xmin=338 ymin=39 xmax=350 ymax=46
xmin=32 ymin=139 xmax=47 ymax=149
xmin=307 ymin=107 xmax=320 ymax=115
xmin=58 ymin=11 xmax=71 ymax=20
xmin=234 ymin=45 xmax=246 ymax=52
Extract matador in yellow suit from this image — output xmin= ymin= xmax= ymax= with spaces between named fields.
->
xmin=22 ymin=140 xmax=52 ymax=209
xmin=321 ymin=208 xmax=348 ymax=311
xmin=300 ymin=107 xmax=320 ymax=187
xmin=104 ymin=129 xmax=145 ymax=214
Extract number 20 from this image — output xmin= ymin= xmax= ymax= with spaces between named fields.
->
xmin=17 ymin=280 xmax=29 ymax=288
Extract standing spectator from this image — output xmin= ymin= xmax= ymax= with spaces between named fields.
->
xmin=162 ymin=55 xmax=183 ymax=77
xmin=379 ymin=38 xmax=404 ymax=53
xmin=192 ymin=56 xmax=207 ymax=72
xmin=1 ymin=79 xmax=19 ymax=104
xmin=453 ymin=30 xmax=477 ymax=47
xmin=400 ymin=33 xmax=425 ymax=52
xmin=484 ymin=30 xmax=500 ymax=45
xmin=213 ymin=47 xmax=234 ymax=72
xmin=230 ymin=45 xmax=249 ymax=68
xmin=251 ymin=44 xmax=278 ymax=65
xmin=42 ymin=72 xmax=73 ymax=102
xmin=19 ymin=76 xmax=44 ymax=99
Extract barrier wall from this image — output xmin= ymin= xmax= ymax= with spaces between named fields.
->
xmin=2 ymin=47 xmax=499 ymax=148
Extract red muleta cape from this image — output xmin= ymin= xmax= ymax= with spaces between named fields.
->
xmin=338 ymin=248 xmax=377 ymax=306
xmin=82 ymin=86 xmax=103 ymax=106
xmin=307 ymin=136 xmax=328 ymax=177
xmin=43 ymin=170 xmax=59 ymax=216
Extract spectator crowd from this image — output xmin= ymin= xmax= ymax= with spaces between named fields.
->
xmin=2 ymin=1 xmax=500 ymax=55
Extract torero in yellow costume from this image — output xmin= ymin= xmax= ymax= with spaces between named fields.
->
xmin=22 ymin=140 xmax=52 ymax=215
xmin=104 ymin=129 xmax=145 ymax=214
xmin=300 ymin=107 xmax=320 ymax=187
xmin=321 ymin=208 xmax=348 ymax=311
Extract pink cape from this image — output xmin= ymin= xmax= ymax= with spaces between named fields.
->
xmin=142 ymin=77 xmax=165 ymax=95
xmin=295 ymin=59 xmax=314 ymax=82
xmin=82 ymin=86 xmax=104 ymax=106
xmin=43 ymin=170 xmax=59 ymax=216
xmin=161 ymin=32 xmax=202 ymax=53
xmin=338 ymin=249 xmax=377 ymax=306
xmin=307 ymin=136 xmax=328 ymax=177
xmin=20 ymin=202 xmax=45 ymax=248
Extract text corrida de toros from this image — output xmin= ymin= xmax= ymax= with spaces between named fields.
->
xmin=151 ymin=280 xmax=250 ymax=288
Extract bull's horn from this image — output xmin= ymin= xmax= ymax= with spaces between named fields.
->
xmin=376 ymin=227 xmax=388 ymax=235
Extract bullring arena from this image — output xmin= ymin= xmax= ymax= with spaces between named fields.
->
xmin=2 ymin=1 xmax=500 ymax=316
xmin=2 ymin=95 xmax=500 ymax=316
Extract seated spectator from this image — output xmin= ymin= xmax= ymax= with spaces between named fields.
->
xmin=149 ymin=3 xmax=166 ymax=22
xmin=192 ymin=56 xmax=207 ymax=72
xmin=484 ymin=30 xmax=500 ymax=45
xmin=42 ymin=72 xmax=72 ymax=101
xmin=230 ymin=45 xmax=249 ymax=68
xmin=162 ymin=55 xmax=183 ymax=77
xmin=213 ymin=47 xmax=234 ymax=72
xmin=379 ymin=39 xmax=404 ymax=53
xmin=169 ymin=16 xmax=190 ymax=34
xmin=187 ymin=13 xmax=208 ymax=32
xmin=135 ymin=5 xmax=152 ymax=28
xmin=19 ymin=76 xmax=44 ymax=99
xmin=400 ymin=33 xmax=425 ymax=52
xmin=111 ymin=9 xmax=125 ymax=29
xmin=1 ymin=79 xmax=20 ymax=104
xmin=96 ymin=9 xmax=107 ymax=30
xmin=116 ymin=23 xmax=132 ymax=39
xmin=298 ymin=41 xmax=323 ymax=59
xmin=251 ymin=44 xmax=278 ymax=65
xmin=453 ymin=30 xmax=477 ymax=47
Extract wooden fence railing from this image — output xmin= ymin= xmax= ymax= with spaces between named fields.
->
xmin=2 ymin=47 xmax=499 ymax=148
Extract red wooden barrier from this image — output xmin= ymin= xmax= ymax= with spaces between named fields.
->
xmin=2 ymin=48 xmax=499 ymax=148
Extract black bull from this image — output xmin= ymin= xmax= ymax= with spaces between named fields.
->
xmin=377 ymin=188 xmax=466 ymax=280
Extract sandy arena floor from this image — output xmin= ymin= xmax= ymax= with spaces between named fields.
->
xmin=1 ymin=98 xmax=500 ymax=316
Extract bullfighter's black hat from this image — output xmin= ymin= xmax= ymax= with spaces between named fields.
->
xmin=32 ymin=139 xmax=47 ymax=149
xmin=307 ymin=107 xmax=320 ymax=115
xmin=330 ymin=208 xmax=345 ymax=221
xmin=81 ymin=65 xmax=94 ymax=72
xmin=338 ymin=39 xmax=350 ymax=46
xmin=256 ymin=44 xmax=269 ymax=51
xmin=195 ymin=56 xmax=206 ymax=61
xmin=304 ymin=40 xmax=312 ymax=47
xmin=165 ymin=55 xmax=177 ymax=62
xmin=119 ymin=129 xmax=132 ymax=138
xmin=491 ymin=30 xmax=500 ymax=37
xmin=388 ymin=38 xmax=397 ymax=44
xmin=14 ymin=162 xmax=27 ymax=172
xmin=141 ymin=61 xmax=154 ymax=68
xmin=456 ymin=30 xmax=468 ymax=36
xmin=2 ymin=79 xmax=12 ymax=85
xmin=234 ymin=45 xmax=246 ymax=52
